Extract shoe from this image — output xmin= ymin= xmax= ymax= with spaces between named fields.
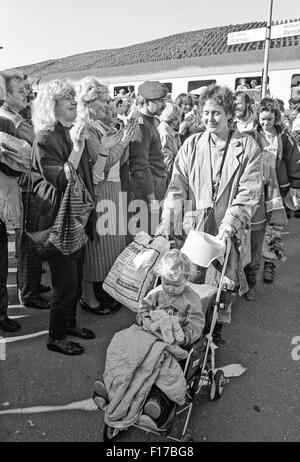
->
xmin=23 ymin=295 xmax=50 ymax=310
xmin=111 ymin=300 xmax=122 ymax=311
xmin=80 ymin=299 xmax=112 ymax=315
xmin=0 ymin=317 xmax=21 ymax=333
xmin=94 ymin=380 xmax=109 ymax=402
xmin=263 ymin=262 xmax=276 ymax=283
xmin=245 ymin=287 xmax=256 ymax=301
xmin=47 ymin=339 xmax=84 ymax=355
xmin=38 ymin=284 xmax=51 ymax=294
xmin=294 ymin=210 xmax=300 ymax=218
xmin=66 ymin=326 xmax=95 ymax=340
xmin=144 ymin=398 xmax=162 ymax=420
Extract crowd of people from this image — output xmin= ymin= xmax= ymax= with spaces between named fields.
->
xmin=1 ymin=70 xmax=300 ymax=359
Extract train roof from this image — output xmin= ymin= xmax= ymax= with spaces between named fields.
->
xmin=15 ymin=18 xmax=300 ymax=84
xmin=37 ymin=47 xmax=300 ymax=85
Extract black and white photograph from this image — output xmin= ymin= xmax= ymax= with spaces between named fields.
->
xmin=0 ymin=0 xmax=299 ymax=446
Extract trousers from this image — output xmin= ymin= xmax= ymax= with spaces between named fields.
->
xmin=47 ymin=249 xmax=84 ymax=340
xmin=244 ymin=226 xmax=266 ymax=288
xmin=17 ymin=230 xmax=42 ymax=301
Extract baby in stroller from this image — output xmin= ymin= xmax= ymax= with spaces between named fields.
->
xmin=93 ymin=249 xmax=206 ymax=429
xmin=136 ymin=249 xmax=206 ymax=422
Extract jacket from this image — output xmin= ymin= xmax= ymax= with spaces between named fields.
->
xmin=30 ymin=122 xmax=95 ymax=237
xmin=162 ymin=129 xmax=262 ymax=267
xmin=129 ymin=111 xmax=166 ymax=198
xmin=245 ymin=126 xmax=300 ymax=229
xmin=0 ymin=116 xmax=22 ymax=230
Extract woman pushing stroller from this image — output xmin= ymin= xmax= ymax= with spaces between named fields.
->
xmin=155 ymin=84 xmax=263 ymax=337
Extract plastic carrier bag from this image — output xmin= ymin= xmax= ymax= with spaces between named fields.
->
xmin=103 ymin=232 xmax=170 ymax=312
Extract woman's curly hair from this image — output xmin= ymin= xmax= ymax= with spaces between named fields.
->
xmin=199 ymin=84 xmax=236 ymax=116
xmin=32 ymin=79 xmax=75 ymax=134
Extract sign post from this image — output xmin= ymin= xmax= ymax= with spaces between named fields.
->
xmin=261 ymin=0 xmax=273 ymax=99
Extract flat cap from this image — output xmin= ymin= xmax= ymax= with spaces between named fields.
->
xmin=138 ymin=81 xmax=168 ymax=100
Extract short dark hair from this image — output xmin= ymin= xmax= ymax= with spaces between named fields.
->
xmin=199 ymin=84 xmax=235 ymax=116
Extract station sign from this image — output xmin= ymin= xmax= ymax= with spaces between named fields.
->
xmin=227 ymin=20 xmax=300 ymax=45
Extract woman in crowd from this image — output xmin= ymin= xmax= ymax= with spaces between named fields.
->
xmin=31 ymin=79 xmax=97 ymax=355
xmin=158 ymin=102 xmax=182 ymax=185
xmin=244 ymin=98 xmax=300 ymax=298
xmin=156 ymin=85 xmax=262 ymax=341
xmin=175 ymin=93 xmax=203 ymax=143
xmin=75 ymin=77 xmax=136 ymax=314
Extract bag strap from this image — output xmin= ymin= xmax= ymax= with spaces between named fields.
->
xmin=209 ymin=129 xmax=233 ymax=208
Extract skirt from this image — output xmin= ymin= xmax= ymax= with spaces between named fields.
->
xmin=83 ymin=181 xmax=126 ymax=281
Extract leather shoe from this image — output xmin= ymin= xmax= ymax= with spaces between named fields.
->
xmin=80 ymin=299 xmax=112 ymax=315
xmin=38 ymin=284 xmax=51 ymax=294
xmin=66 ymin=326 xmax=95 ymax=340
xmin=0 ymin=317 xmax=21 ymax=333
xmin=23 ymin=295 xmax=50 ymax=310
xmin=47 ymin=339 xmax=84 ymax=355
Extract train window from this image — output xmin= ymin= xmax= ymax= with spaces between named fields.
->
xmin=291 ymin=75 xmax=300 ymax=87
xmin=235 ymin=76 xmax=268 ymax=90
xmin=162 ymin=82 xmax=172 ymax=93
xmin=291 ymin=75 xmax=300 ymax=99
xmin=188 ymin=80 xmax=216 ymax=93
xmin=113 ymin=85 xmax=135 ymax=97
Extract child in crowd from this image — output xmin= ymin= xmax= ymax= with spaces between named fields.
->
xmin=93 ymin=249 xmax=206 ymax=423
xmin=136 ymin=249 xmax=205 ymax=421
xmin=137 ymin=249 xmax=205 ymax=348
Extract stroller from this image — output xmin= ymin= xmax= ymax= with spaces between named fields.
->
xmin=93 ymin=237 xmax=232 ymax=442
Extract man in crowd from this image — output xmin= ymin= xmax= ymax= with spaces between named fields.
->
xmin=233 ymin=91 xmax=255 ymax=132
xmin=0 ymin=71 xmax=49 ymax=310
xmin=129 ymin=80 xmax=168 ymax=235
xmin=0 ymin=76 xmax=21 ymax=332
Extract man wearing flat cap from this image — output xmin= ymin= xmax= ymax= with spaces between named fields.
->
xmin=129 ymin=80 xmax=168 ymax=234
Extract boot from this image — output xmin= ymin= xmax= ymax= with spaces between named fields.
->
xmin=245 ymin=286 xmax=256 ymax=301
xmin=263 ymin=262 xmax=276 ymax=283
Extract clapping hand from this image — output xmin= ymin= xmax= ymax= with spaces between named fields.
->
xmin=121 ymin=118 xmax=138 ymax=146
xmin=101 ymin=130 xmax=124 ymax=149
xmin=70 ymin=122 xmax=86 ymax=152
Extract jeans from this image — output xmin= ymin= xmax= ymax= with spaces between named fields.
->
xmin=0 ymin=220 xmax=8 ymax=321
xmin=47 ymin=249 xmax=84 ymax=340
xmin=244 ymin=227 xmax=266 ymax=288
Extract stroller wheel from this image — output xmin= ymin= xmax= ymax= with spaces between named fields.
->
xmin=103 ymin=423 xmax=119 ymax=441
xmin=210 ymin=370 xmax=225 ymax=400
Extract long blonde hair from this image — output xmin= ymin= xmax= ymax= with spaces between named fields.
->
xmin=75 ymin=76 xmax=109 ymax=123
xmin=32 ymin=79 xmax=76 ymax=134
